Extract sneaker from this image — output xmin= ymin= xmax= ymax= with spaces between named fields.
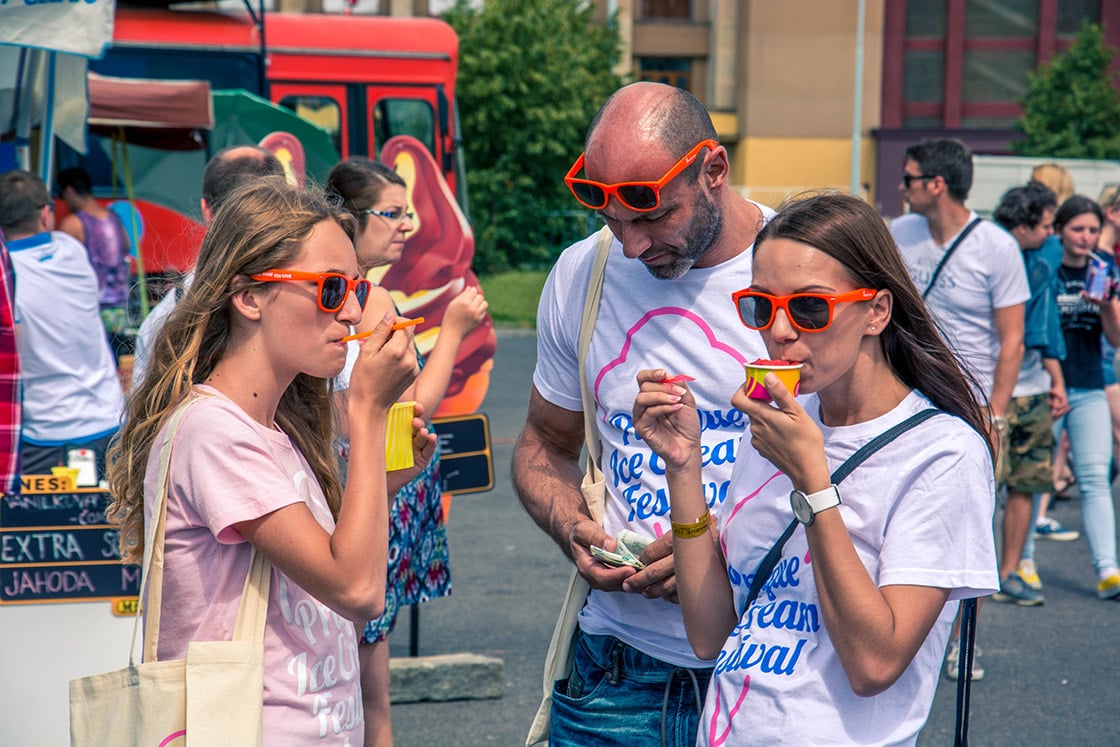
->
xmin=991 ymin=572 xmax=1045 ymax=606
xmin=944 ymin=639 xmax=984 ymax=681
xmin=1017 ymin=560 xmax=1043 ymax=591
xmin=1097 ymin=572 xmax=1120 ymax=600
xmin=1035 ymin=517 xmax=1080 ymax=541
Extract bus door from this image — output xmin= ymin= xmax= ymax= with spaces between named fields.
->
xmin=271 ymin=82 xmax=352 ymax=160
xmin=365 ymin=83 xmax=457 ymax=196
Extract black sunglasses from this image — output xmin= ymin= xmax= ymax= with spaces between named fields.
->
xmin=902 ymin=173 xmax=938 ymax=188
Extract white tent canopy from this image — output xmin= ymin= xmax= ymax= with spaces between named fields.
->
xmin=0 ymin=0 xmax=116 ymax=176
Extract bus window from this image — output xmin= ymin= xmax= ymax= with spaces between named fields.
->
xmin=373 ymin=98 xmax=435 ymax=157
xmin=279 ymin=95 xmax=343 ymax=155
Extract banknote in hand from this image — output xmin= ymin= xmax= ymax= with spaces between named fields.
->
xmin=590 ymin=529 xmax=656 ymax=569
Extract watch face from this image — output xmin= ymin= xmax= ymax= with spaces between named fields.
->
xmin=790 ymin=490 xmax=813 ymax=524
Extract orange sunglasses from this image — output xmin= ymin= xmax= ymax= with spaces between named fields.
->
xmin=251 ymin=269 xmax=372 ymax=313
xmin=732 ymin=288 xmax=877 ymax=333
xmin=564 ymin=138 xmax=719 ymax=212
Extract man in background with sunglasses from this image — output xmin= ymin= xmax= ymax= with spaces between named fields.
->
xmin=131 ymin=145 xmax=284 ymax=387
xmin=513 ymin=82 xmax=773 ymax=746
xmin=891 ymin=138 xmax=1028 ymax=681
xmin=0 ymin=169 xmax=124 ymax=485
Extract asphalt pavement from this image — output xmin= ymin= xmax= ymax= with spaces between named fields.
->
xmin=389 ymin=327 xmax=1120 ymax=747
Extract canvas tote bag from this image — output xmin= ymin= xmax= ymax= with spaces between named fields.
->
xmin=526 ymin=227 xmax=613 ymax=746
xmin=69 ymin=399 xmax=271 ymax=746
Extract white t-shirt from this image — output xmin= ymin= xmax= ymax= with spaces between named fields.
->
xmin=891 ymin=213 xmax=1029 ymax=402
xmin=706 ymin=391 xmax=998 ymax=746
xmin=131 ymin=272 xmax=191 ymax=390
xmin=148 ymin=387 xmax=363 ymax=744
xmin=534 ymin=206 xmax=773 ymax=668
xmin=8 ymin=231 xmax=123 ymax=442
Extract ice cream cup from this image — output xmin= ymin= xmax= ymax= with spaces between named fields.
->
xmin=743 ymin=360 xmax=802 ymax=400
xmin=51 ymin=466 xmax=81 ymax=489
xmin=385 ymin=401 xmax=417 ymax=471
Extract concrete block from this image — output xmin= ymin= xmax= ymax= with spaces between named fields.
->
xmin=389 ymin=652 xmax=505 ymax=703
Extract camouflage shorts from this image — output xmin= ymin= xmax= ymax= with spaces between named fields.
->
xmin=998 ymin=393 xmax=1054 ymax=494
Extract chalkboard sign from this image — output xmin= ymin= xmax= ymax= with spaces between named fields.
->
xmin=432 ymin=413 xmax=494 ymax=495
xmin=0 ymin=476 xmax=139 ymax=605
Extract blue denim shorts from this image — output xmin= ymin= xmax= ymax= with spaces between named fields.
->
xmin=549 ymin=629 xmax=712 ymax=747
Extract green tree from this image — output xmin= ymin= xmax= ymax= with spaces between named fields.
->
xmin=1013 ymin=22 xmax=1120 ymax=159
xmin=444 ymin=0 xmax=622 ymax=273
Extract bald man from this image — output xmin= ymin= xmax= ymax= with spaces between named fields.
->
xmin=131 ymin=146 xmax=283 ymax=386
xmin=513 ymin=82 xmax=773 ymax=746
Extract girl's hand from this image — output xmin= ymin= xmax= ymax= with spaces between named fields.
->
xmin=350 ymin=312 xmax=419 ymax=411
xmin=442 ymin=286 xmax=489 ymax=339
xmin=733 ymin=373 xmax=829 ymax=490
xmin=386 ymin=405 xmax=439 ymax=494
xmin=632 ymin=368 xmax=700 ymax=471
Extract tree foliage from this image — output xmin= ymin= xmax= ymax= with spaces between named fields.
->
xmin=1013 ymin=22 xmax=1120 ymax=159
xmin=444 ymin=0 xmax=622 ymax=273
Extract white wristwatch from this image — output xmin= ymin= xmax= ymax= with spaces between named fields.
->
xmin=790 ymin=485 xmax=841 ymax=526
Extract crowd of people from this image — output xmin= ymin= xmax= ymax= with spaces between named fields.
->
xmin=3 ymin=78 xmax=1118 ymax=745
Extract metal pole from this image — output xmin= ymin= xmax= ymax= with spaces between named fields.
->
xmin=850 ymin=0 xmax=867 ymax=196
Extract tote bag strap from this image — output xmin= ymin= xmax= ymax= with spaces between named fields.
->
xmin=576 ymin=226 xmax=614 ymax=524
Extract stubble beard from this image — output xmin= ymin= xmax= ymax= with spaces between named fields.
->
xmin=644 ymin=192 xmax=723 ymax=280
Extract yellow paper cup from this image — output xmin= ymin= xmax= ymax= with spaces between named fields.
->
xmin=743 ymin=362 xmax=802 ymax=400
xmin=51 ymin=466 xmax=81 ymax=489
xmin=385 ymin=401 xmax=416 ymax=471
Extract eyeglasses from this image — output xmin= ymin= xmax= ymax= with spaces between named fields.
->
xmin=564 ymin=138 xmax=719 ymax=212
xmin=364 ymin=208 xmax=414 ymax=225
xmin=902 ymin=173 xmax=938 ymax=188
xmin=251 ymin=269 xmax=372 ymax=313
xmin=731 ymin=288 xmax=877 ymax=333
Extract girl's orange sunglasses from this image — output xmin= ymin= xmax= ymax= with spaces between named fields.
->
xmin=564 ymin=139 xmax=719 ymax=212
xmin=251 ymin=269 xmax=372 ymax=313
xmin=732 ymin=288 xmax=877 ymax=333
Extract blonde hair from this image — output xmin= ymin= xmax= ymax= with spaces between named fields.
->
xmin=1031 ymin=163 xmax=1075 ymax=205
xmin=107 ymin=177 xmax=356 ymax=564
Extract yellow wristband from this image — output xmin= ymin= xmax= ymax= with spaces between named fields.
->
xmin=671 ymin=507 xmax=711 ymax=539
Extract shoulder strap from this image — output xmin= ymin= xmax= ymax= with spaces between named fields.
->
xmin=923 ymin=218 xmax=982 ymax=299
xmin=578 ymin=226 xmax=614 ymax=466
xmin=743 ymin=408 xmax=941 ymax=609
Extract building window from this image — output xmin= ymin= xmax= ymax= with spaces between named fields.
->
xmin=883 ymin=0 xmax=1109 ymax=130
xmin=641 ymin=0 xmax=691 ymax=20
xmin=639 ymin=57 xmax=691 ymax=91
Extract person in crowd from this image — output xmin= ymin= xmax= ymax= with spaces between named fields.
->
xmin=989 ymin=181 xmax=1067 ymax=605
xmin=1032 ymin=163 xmax=1075 ymax=211
xmin=633 ymin=192 xmax=997 ymax=745
xmin=0 ymin=231 xmax=20 ymax=493
xmin=106 ymin=177 xmax=434 ymax=741
xmin=55 ymin=166 xmax=132 ymax=358
xmin=1095 ymin=185 xmax=1120 ymax=482
xmin=1048 ymin=195 xmax=1120 ymax=599
xmin=891 ymin=137 xmax=1026 ymax=680
xmin=512 ymin=81 xmax=773 ymax=746
xmin=131 ymin=145 xmax=284 ymax=386
xmin=326 ymin=157 xmax=488 ymax=747
xmin=0 ymin=169 xmax=124 ymax=483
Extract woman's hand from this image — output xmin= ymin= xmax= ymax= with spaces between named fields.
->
xmin=632 ymin=369 xmax=700 ymax=471
xmin=733 ymin=373 xmax=830 ymax=491
xmin=442 ymin=286 xmax=489 ymax=340
xmin=386 ymin=404 xmax=439 ymax=494
xmin=349 ymin=312 xmax=420 ymax=412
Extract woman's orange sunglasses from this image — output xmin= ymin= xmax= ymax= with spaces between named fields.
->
xmin=564 ymin=139 xmax=719 ymax=212
xmin=251 ymin=269 xmax=372 ymax=313
xmin=732 ymin=288 xmax=877 ymax=333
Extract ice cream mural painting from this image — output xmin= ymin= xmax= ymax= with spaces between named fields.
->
xmin=375 ymin=135 xmax=496 ymax=417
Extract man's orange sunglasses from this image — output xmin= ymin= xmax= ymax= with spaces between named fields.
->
xmin=565 ymin=139 xmax=719 ymax=212
xmin=732 ymin=288 xmax=877 ymax=333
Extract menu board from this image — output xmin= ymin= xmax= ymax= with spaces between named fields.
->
xmin=0 ymin=475 xmax=139 ymax=605
xmin=432 ymin=413 xmax=494 ymax=495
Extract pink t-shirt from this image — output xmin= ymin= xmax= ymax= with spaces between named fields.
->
xmin=144 ymin=387 xmax=363 ymax=744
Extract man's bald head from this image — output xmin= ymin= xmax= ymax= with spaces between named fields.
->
xmin=586 ymin=82 xmax=717 ymax=162
xmin=201 ymin=145 xmax=284 ymax=221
